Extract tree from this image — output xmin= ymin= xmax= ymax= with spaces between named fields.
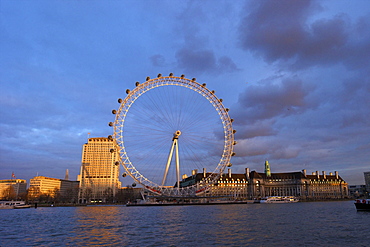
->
xmin=27 ymin=186 xmax=41 ymax=202
xmin=2 ymin=186 xmax=16 ymax=200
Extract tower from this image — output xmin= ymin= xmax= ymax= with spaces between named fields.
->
xmin=265 ymin=160 xmax=271 ymax=177
xmin=78 ymin=137 xmax=121 ymax=203
xmin=65 ymin=169 xmax=69 ymax=180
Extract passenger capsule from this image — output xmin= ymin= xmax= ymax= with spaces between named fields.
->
xmin=110 ymin=149 xmax=115 ymax=153
xmin=233 ymin=141 xmax=237 ymax=145
xmin=118 ymin=98 xmax=123 ymax=103
xmin=233 ymin=129 xmax=237 ymax=134
xmin=112 ymin=110 xmax=117 ymax=114
xmin=226 ymin=108 xmax=229 ymax=112
xmin=192 ymin=78 xmax=196 ymax=81
xmin=108 ymin=122 xmax=114 ymax=127
xmin=146 ymin=76 xmax=150 ymax=81
xmin=122 ymin=173 xmax=127 ymax=177
xmin=219 ymin=99 xmax=223 ymax=102
xmin=211 ymin=90 xmax=215 ymax=94
xmin=126 ymin=89 xmax=130 ymax=94
xmin=231 ymin=152 xmax=236 ymax=156
xmin=132 ymin=183 xmax=136 ymax=187
xmin=169 ymin=73 xmax=174 ymax=76
xmin=135 ymin=81 xmax=140 ymax=87
xmin=108 ymin=135 xmax=113 ymax=140
xmin=202 ymin=83 xmax=206 ymax=87
xmin=115 ymin=161 xmax=119 ymax=166
xmin=157 ymin=73 xmax=162 ymax=78
xmin=180 ymin=74 xmax=185 ymax=78
xmin=228 ymin=163 xmax=232 ymax=167
xmin=230 ymin=119 xmax=234 ymax=122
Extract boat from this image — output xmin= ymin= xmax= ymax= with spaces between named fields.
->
xmin=354 ymin=199 xmax=370 ymax=211
xmin=260 ymin=196 xmax=299 ymax=203
xmin=0 ymin=201 xmax=31 ymax=209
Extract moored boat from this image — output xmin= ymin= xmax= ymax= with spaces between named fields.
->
xmin=260 ymin=196 xmax=299 ymax=203
xmin=0 ymin=201 xmax=31 ymax=209
xmin=354 ymin=199 xmax=370 ymax=211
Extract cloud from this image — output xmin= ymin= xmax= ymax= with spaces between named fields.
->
xmin=175 ymin=48 xmax=239 ymax=75
xmin=235 ymin=119 xmax=277 ymax=139
xmin=150 ymin=54 xmax=166 ymax=67
xmin=239 ymin=0 xmax=370 ymax=71
xmin=233 ymin=76 xmax=313 ymax=124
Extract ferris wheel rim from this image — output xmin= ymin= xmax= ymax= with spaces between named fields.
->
xmin=111 ymin=75 xmax=234 ymax=196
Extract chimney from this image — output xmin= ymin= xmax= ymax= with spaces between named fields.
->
xmin=245 ymin=168 xmax=250 ymax=179
xmin=228 ymin=168 xmax=232 ymax=178
xmin=316 ymin=171 xmax=320 ymax=179
xmin=302 ymin=169 xmax=306 ymax=177
xmin=203 ymin=168 xmax=206 ymax=177
xmin=329 ymin=172 xmax=333 ymax=176
xmin=322 ymin=171 xmax=326 ymax=179
xmin=335 ymin=171 xmax=339 ymax=179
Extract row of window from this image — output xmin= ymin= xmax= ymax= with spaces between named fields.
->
xmin=84 ymin=176 xmax=111 ymax=178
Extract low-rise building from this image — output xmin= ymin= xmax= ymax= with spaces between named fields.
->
xmin=180 ymin=161 xmax=348 ymax=201
xmin=0 ymin=179 xmax=27 ymax=200
xmin=348 ymin=185 xmax=366 ymax=198
xmin=29 ymin=176 xmax=79 ymax=201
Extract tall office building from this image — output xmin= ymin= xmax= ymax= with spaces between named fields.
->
xmin=364 ymin=171 xmax=370 ymax=193
xmin=78 ymin=137 xmax=121 ymax=203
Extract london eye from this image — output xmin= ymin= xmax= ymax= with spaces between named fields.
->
xmin=110 ymin=73 xmax=235 ymax=197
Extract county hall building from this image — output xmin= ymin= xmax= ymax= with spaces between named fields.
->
xmin=180 ymin=161 xmax=348 ymax=200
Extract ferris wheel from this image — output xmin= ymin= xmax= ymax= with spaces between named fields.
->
xmin=109 ymin=73 xmax=235 ymax=197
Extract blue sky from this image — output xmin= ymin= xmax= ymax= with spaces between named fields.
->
xmin=1 ymin=0 xmax=369 ymax=185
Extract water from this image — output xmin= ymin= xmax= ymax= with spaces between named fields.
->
xmin=1 ymin=201 xmax=369 ymax=246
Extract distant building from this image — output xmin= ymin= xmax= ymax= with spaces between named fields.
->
xmin=180 ymin=162 xmax=348 ymax=200
xmin=348 ymin=185 xmax=366 ymax=198
xmin=116 ymin=187 xmax=143 ymax=203
xmin=78 ymin=137 xmax=121 ymax=203
xmin=29 ymin=176 xmax=79 ymax=200
xmin=364 ymin=171 xmax=370 ymax=194
xmin=0 ymin=179 xmax=27 ymax=200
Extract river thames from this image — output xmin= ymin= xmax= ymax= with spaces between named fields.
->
xmin=1 ymin=200 xmax=369 ymax=246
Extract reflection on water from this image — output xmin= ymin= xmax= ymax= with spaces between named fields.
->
xmin=69 ymin=206 xmax=124 ymax=246
xmin=0 ymin=201 xmax=370 ymax=246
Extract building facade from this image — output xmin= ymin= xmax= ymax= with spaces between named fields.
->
xmin=78 ymin=137 xmax=121 ymax=203
xmin=28 ymin=176 xmax=79 ymax=201
xmin=348 ymin=185 xmax=366 ymax=198
xmin=180 ymin=162 xmax=348 ymax=201
xmin=0 ymin=179 xmax=27 ymax=200
xmin=364 ymin=171 xmax=370 ymax=195
xmin=29 ymin=176 xmax=62 ymax=197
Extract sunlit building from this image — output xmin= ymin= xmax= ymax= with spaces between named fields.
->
xmin=78 ymin=137 xmax=121 ymax=203
xmin=28 ymin=176 xmax=79 ymax=201
xmin=181 ymin=161 xmax=348 ymax=200
xmin=29 ymin=176 xmax=62 ymax=197
xmin=0 ymin=179 xmax=27 ymax=200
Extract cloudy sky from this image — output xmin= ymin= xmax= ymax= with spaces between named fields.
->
xmin=1 ymin=0 xmax=369 ymax=185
